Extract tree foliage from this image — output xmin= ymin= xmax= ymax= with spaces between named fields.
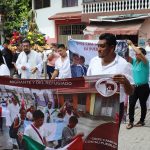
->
xmin=0 ymin=0 xmax=31 ymax=40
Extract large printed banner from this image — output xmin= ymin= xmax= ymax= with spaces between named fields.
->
xmin=0 ymin=76 xmax=119 ymax=150
xmin=68 ymin=39 xmax=128 ymax=66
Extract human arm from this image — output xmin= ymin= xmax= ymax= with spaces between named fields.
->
xmin=31 ymin=53 xmax=43 ymax=74
xmin=71 ymin=132 xmax=84 ymax=141
xmin=113 ymin=74 xmax=134 ymax=95
xmin=51 ymin=69 xmax=59 ymax=79
xmin=127 ymin=40 xmax=148 ymax=64
xmin=13 ymin=117 xmax=20 ymax=129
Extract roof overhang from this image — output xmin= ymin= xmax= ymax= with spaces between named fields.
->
xmin=83 ymin=20 xmax=144 ymax=35
xmin=48 ymin=11 xmax=82 ymax=20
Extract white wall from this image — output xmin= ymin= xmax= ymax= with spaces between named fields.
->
xmin=35 ymin=0 xmax=83 ymax=38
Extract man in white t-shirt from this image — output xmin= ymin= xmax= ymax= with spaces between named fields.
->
xmin=7 ymin=96 xmax=20 ymax=125
xmin=24 ymin=110 xmax=47 ymax=146
xmin=87 ymin=33 xmax=134 ymax=125
xmin=51 ymin=44 xmax=71 ymax=79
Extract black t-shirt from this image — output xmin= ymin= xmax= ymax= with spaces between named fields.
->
xmin=2 ymin=48 xmax=13 ymax=69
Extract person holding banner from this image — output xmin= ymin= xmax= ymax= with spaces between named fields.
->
xmin=51 ymin=44 xmax=71 ymax=79
xmin=24 ymin=110 xmax=47 ymax=146
xmin=126 ymin=40 xmax=149 ymax=129
xmin=61 ymin=116 xmax=84 ymax=147
xmin=87 ymin=33 xmax=134 ymax=125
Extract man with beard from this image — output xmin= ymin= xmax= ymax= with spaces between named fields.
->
xmin=16 ymin=39 xmax=43 ymax=79
xmin=87 ymin=33 xmax=134 ymax=125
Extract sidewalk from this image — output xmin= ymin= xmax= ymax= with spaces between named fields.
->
xmin=118 ymin=108 xmax=150 ymax=150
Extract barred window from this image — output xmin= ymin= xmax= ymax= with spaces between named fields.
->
xmin=34 ymin=0 xmax=50 ymax=9
xmin=59 ymin=24 xmax=86 ymax=35
xmin=62 ymin=0 xmax=78 ymax=7
xmin=78 ymin=94 xmax=86 ymax=105
xmin=64 ymin=94 xmax=73 ymax=103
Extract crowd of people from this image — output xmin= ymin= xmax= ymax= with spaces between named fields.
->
xmin=0 ymin=93 xmax=81 ymax=149
xmin=0 ymin=33 xmax=150 ymax=149
xmin=0 ymin=39 xmax=87 ymax=79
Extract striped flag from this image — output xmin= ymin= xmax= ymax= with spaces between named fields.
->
xmin=23 ymin=135 xmax=46 ymax=150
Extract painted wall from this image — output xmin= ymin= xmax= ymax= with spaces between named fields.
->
xmin=35 ymin=0 xmax=83 ymax=41
xmin=139 ymin=18 xmax=150 ymax=40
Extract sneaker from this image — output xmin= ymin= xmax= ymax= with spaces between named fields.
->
xmin=126 ymin=122 xmax=134 ymax=129
xmin=135 ymin=121 xmax=145 ymax=127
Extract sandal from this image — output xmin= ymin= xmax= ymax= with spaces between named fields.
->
xmin=126 ymin=123 xmax=133 ymax=129
xmin=135 ymin=121 xmax=145 ymax=127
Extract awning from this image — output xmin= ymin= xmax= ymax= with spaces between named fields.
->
xmin=83 ymin=22 xmax=143 ymax=35
xmin=48 ymin=11 xmax=81 ymax=20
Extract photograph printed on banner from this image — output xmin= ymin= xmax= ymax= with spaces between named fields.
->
xmin=0 ymin=75 xmax=120 ymax=150
xmin=68 ymin=39 xmax=129 ymax=78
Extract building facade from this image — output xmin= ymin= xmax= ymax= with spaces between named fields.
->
xmin=33 ymin=0 xmax=86 ymax=45
xmin=82 ymin=0 xmax=150 ymax=46
xmin=34 ymin=0 xmax=150 ymax=46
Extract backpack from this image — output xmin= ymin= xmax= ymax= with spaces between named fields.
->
xmin=9 ymin=117 xmax=20 ymax=138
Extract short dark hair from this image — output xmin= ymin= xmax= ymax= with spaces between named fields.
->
xmin=33 ymin=110 xmax=44 ymax=120
xmin=22 ymin=39 xmax=31 ymax=45
xmin=57 ymin=44 xmax=66 ymax=49
xmin=139 ymin=47 xmax=146 ymax=55
xmin=99 ymin=33 xmax=117 ymax=47
xmin=72 ymin=53 xmax=79 ymax=58
xmin=69 ymin=116 xmax=78 ymax=124
xmin=80 ymin=56 xmax=85 ymax=63
xmin=51 ymin=43 xmax=58 ymax=48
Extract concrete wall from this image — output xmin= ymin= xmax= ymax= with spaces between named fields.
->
xmin=139 ymin=18 xmax=150 ymax=40
xmin=35 ymin=0 xmax=83 ymax=40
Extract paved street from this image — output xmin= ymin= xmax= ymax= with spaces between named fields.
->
xmin=118 ymin=108 xmax=150 ymax=150
xmin=0 ymin=108 xmax=150 ymax=150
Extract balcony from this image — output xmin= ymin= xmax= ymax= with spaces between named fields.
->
xmin=82 ymin=0 xmax=150 ymax=14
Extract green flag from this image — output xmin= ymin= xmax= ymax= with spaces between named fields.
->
xmin=23 ymin=135 xmax=46 ymax=150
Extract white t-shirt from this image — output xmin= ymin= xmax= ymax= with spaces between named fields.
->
xmin=55 ymin=51 xmax=71 ymax=79
xmin=0 ymin=64 xmax=10 ymax=76
xmin=87 ymin=55 xmax=133 ymax=103
xmin=24 ymin=124 xmax=45 ymax=145
xmin=7 ymin=103 xmax=20 ymax=124
xmin=145 ymin=45 xmax=150 ymax=52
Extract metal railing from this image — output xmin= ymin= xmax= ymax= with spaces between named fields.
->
xmin=83 ymin=0 xmax=150 ymax=13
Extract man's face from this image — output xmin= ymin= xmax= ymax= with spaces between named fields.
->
xmin=97 ymin=39 xmax=112 ymax=58
xmin=69 ymin=122 xmax=77 ymax=128
xmin=35 ymin=118 xmax=44 ymax=128
xmin=58 ymin=47 xmax=66 ymax=57
xmin=12 ymin=98 xmax=17 ymax=105
xmin=22 ymin=42 xmax=30 ymax=54
xmin=73 ymin=55 xmax=80 ymax=65
xmin=48 ymin=102 xmax=52 ymax=109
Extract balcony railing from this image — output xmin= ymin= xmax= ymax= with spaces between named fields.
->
xmin=82 ymin=0 xmax=150 ymax=13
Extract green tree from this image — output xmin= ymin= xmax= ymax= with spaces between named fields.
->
xmin=0 ymin=0 xmax=31 ymax=40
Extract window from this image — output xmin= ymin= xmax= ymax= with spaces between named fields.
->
xmin=64 ymin=94 xmax=73 ymax=103
xmin=34 ymin=0 xmax=50 ymax=9
xmin=62 ymin=0 xmax=78 ymax=7
xmin=78 ymin=94 xmax=86 ymax=105
xmin=59 ymin=24 xmax=86 ymax=35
